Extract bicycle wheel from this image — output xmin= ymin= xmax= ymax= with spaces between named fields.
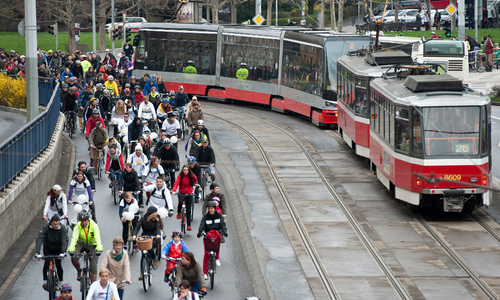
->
xmin=181 ymin=209 xmax=186 ymax=235
xmin=209 ymin=254 xmax=216 ymax=290
xmin=113 ymin=183 xmax=118 ymax=205
xmin=142 ymin=257 xmax=150 ymax=292
xmin=68 ymin=118 xmax=73 ymax=139
xmin=98 ymin=156 xmax=103 ymax=179
xmin=47 ymin=271 xmax=56 ymax=300
xmin=191 ymin=198 xmax=195 ymax=222
xmin=128 ymin=227 xmax=134 ymax=256
xmin=81 ymin=272 xmax=88 ymax=299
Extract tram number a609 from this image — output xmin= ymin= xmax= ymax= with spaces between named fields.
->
xmin=443 ymin=174 xmax=462 ymax=181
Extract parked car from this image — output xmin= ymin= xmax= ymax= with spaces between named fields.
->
xmin=106 ymin=17 xmax=147 ymax=33
xmin=383 ymin=10 xmax=409 ymax=23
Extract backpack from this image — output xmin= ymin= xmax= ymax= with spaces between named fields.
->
xmin=150 ymin=187 xmax=168 ymax=207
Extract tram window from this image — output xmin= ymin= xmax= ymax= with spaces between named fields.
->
xmin=281 ymin=41 xmax=323 ymax=95
xmin=354 ymin=76 xmax=368 ymax=117
xmin=481 ymin=106 xmax=489 ymax=155
xmin=395 ymin=107 xmax=410 ymax=153
xmin=385 ymin=101 xmax=390 ymax=142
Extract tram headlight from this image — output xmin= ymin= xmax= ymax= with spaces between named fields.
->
xmin=324 ymin=100 xmax=336 ymax=108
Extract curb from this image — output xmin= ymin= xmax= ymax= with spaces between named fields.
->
xmin=0 ymin=114 xmax=76 ymax=300
xmin=0 ymin=105 xmax=27 ymax=116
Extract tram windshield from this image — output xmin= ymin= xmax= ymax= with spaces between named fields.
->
xmin=420 ymin=106 xmax=481 ymax=157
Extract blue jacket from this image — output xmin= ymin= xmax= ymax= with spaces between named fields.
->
xmin=78 ymin=91 xmax=94 ymax=107
xmin=143 ymin=82 xmax=158 ymax=96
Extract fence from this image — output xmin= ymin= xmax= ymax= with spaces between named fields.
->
xmin=38 ymin=78 xmax=55 ymax=106
xmin=0 ymin=81 xmax=60 ymax=192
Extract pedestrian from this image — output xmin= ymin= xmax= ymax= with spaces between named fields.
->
xmin=434 ymin=9 xmax=441 ymax=30
xmin=101 ymin=237 xmax=131 ymax=299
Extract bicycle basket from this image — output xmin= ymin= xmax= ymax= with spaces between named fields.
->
xmin=204 ymin=235 xmax=221 ymax=252
xmin=136 ymin=236 xmax=153 ymax=251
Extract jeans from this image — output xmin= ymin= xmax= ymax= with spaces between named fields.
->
xmin=118 ymin=288 xmax=124 ymax=299
xmin=191 ymin=281 xmax=202 ymax=293
xmin=177 ymin=106 xmax=186 ymax=122
xmin=110 ymin=169 xmax=122 ymax=184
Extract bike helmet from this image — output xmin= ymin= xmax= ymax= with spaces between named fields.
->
xmin=210 ymin=182 xmax=219 ymax=190
xmin=103 ymin=89 xmax=110 ymax=94
xmin=170 ymin=91 xmax=176 ymax=96
xmin=207 ymin=201 xmax=217 ymax=208
xmin=172 ymin=230 xmax=183 ymax=238
xmin=92 ymin=108 xmax=100 ymax=114
xmin=62 ymin=83 xmax=68 ymax=88
xmin=76 ymin=60 xmax=81 ymax=65
xmin=187 ymin=156 xmax=196 ymax=164
xmin=164 ymin=138 xmax=172 ymax=146
xmin=108 ymin=75 xmax=114 ymax=81
xmin=161 ymin=98 xmax=169 ymax=103
xmin=96 ymin=83 xmax=104 ymax=89
xmin=167 ymin=111 xmax=175 ymax=118
xmin=78 ymin=211 xmax=91 ymax=221
xmin=134 ymin=85 xmax=141 ymax=89
xmin=212 ymin=196 xmax=220 ymax=203
xmin=69 ymin=86 xmax=77 ymax=93
xmin=197 ymin=120 xmax=204 ymax=126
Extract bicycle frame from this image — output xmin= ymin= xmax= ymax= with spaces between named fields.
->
xmin=39 ymin=255 xmax=63 ymax=300
xmin=76 ymin=251 xmax=94 ymax=299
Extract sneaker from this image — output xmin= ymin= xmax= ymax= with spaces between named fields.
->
xmin=77 ymin=270 xmax=82 ymax=282
xmin=216 ymin=259 xmax=221 ymax=267
xmin=139 ymin=204 xmax=144 ymax=208
xmin=89 ymin=160 xmax=94 ymax=167
xmin=164 ymin=273 xmax=170 ymax=282
xmin=109 ymin=183 xmax=112 ymax=188
xmin=176 ymin=213 xmax=181 ymax=219
xmin=42 ymin=281 xmax=48 ymax=291
xmin=187 ymin=225 xmax=192 ymax=231
xmin=204 ymin=274 xmax=208 ymax=280
xmin=138 ymin=273 xmax=143 ymax=281
xmin=134 ymin=244 xmax=139 ymax=252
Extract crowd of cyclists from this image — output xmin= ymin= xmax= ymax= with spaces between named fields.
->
xmin=35 ymin=47 xmax=230 ymax=300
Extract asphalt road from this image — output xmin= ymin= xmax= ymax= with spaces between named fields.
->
xmin=7 ymin=120 xmax=253 ymax=299
xmin=0 ymin=110 xmax=27 ymax=143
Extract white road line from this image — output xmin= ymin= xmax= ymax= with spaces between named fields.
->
xmin=492 ymin=116 xmax=500 ymax=121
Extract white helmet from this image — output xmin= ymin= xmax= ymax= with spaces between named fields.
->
xmin=197 ymin=120 xmax=204 ymax=126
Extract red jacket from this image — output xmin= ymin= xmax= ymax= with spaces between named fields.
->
xmin=86 ymin=115 xmax=105 ymax=137
xmin=105 ymin=152 xmax=125 ymax=171
xmin=172 ymin=173 xmax=197 ymax=195
xmin=134 ymin=92 xmax=144 ymax=105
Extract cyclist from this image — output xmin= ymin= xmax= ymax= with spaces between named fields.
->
xmin=104 ymin=136 xmax=122 ymax=155
xmin=162 ymin=230 xmax=189 ymax=283
xmin=173 ymin=280 xmax=201 ymax=300
xmin=161 ymin=111 xmax=181 ymax=147
xmin=84 ymin=99 xmax=104 ymax=126
xmin=101 ymin=238 xmax=132 ymax=299
xmin=143 ymin=77 xmax=158 ymax=96
xmin=197 ymin=201 xmax=228 ymax=278
xmin=125 ymin=99 xmax=138 ymax=120
xmin=121 ymin=88 xmax=135 ymax=106
xmin=99 ymin=89 xmax=113 ymax=122
xmin=202 ymin=182 xmax=226 ymax=217
xmin=105 ymin=75 xmax=119 ymax=96
xmin=175 ymin=251 xmax=206 ymax=294
xmin=78 ymin=85 xmax=94 ymax=129
xmin=191 ymin=120 xmax=210 ymax=144
xmin=86 ymin=268 xmax=120 ymax=300
xmin=43 ymin=184 xmax=68 ymax=222
xmin=194 ymin=137 xmax=216 ymax=182
xmin=134 ymin=85 xmax=144 ymax=105
xmin=56 ymin=284 xmax=73 ymax=300
xmin=187 ymin=101 xmax=203 ymax=130
xmin=88 ymin=121 xmax=108 ymax=170
xmin=119 ymin=191 xmax=139 ymax=248
xmin=111 ymin=99 xmax=126 ymax=137
xmin=157 ymin=98 xmax=173 ymax=128
xmin=143 ymin=177 xmax=174 ymax=212
xmin=94 ymin=83 xmax=104 ymax=99
xmin=149 ymin=86 xmax=161 ymax=104
xmin=86 ymin=109 xmax=105 ymax=141
xmin=73 ymin=161 xmax=96 ymax=194
xmin=133 ymin=206 xmax=162 ymax=274
xmin=128 ymin=116 xmax=144 ymax=153
xmin=185 ymin=130 xmax=205 ymax=159
xmin=68 ymin=171 xmax=94 ymax=225
xmin=187 ymin=157 xmax=202 ymax=203
xmin=105 ymin=144 xmax=125 ymax=188
xmin=68 ymin=212 xmax=103 ymax=283
xmin=142 ymin=156 xmax=165 ymax=184
xmin=120 ymin=163 xmax=141 ymax=199
xmin=35 ymin=215 xmax=68 ymax=290
xmin=158 ymin=138 xmax=180 ymax=188
xmin=138 ymin=95 xmax=157 ymax=130
xmin=174 ymin=86 xmax=189 ymax=121
xmin=117 ymin=112 xmax=132 ymax=147
xmin=127 ymin=145 xmax=148 ymax=206
xmin=62 ymin=86 xmax=78 ymax=132
xmin=172 ymin=165 xmax=198 ymax=231
xmin=138 ymin=136 xmax=152 ymax=159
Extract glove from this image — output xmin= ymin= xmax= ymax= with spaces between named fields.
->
xmin=95 ymin=251 xmax=102 ymax=257
xmin=59 ymin=253 xmax=66 ymax=258
xmin=35 ymin=254 xmax=42 ymax=259
xmin=168 ymin=209 xmax=173 ymax=217
xmin=197 ymin=233 xmax=202 ymax=238
xmin=175 ymin=165 xmax=180 ymax=172
xmin=68 ymin=252 xmax=75 ymax=257
xmin=224 ymin=233 xmax=228 ymax=238
xmin=161 ymin=255 xmax=167 ymax=260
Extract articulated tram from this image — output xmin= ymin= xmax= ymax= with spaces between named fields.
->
xmin=132 ymin=23 xmax=371 ymax=127
xmin=338 ymin=51 xmax=491 ymax=212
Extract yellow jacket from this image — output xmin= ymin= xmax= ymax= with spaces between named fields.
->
xmin=105 ymin=81 xmax=119 ymax=97
xmin=68 ymin=219 xmax=103 ymax=252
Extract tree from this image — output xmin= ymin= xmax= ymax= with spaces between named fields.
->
xmin=230 ymin=0 xmax=249 ymax=24
xmin=330 ymin=0 xmax=336 ymax=30
xmin=266 ymin=0 xmax=273 ymax=25
xmin=337 ymin=0 xmax=347 ymax=31
xmin=307 ymin=0 xmax=317 ymax=15
xmin=204 ymin=0 xmax=229 ymax=23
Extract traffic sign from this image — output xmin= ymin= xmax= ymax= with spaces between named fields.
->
xmin=18 ymin=20 xmax=25 ymax=38
xmin=252 ymin=14 xmax=265 ymax=25
xmin=445 ymin=3 xmax=457 ymax=16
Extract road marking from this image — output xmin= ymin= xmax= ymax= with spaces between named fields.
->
xmin=492 ymin=116 xmax=500 ymax=121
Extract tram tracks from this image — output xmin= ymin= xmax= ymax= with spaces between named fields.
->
xmin=205 ymin=106 xmax=411 ymax=300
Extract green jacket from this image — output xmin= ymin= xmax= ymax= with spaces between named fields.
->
xmin=68 ymin=219 xmax=103 ymax=252
xmin=236 ymin=67 xmax=248 ymax=80
xmin=183 ymin=65 xmax=197 ymax=74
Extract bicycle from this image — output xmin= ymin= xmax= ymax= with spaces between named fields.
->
xmin=91 ymin=145 xmax=105 ymax=180
xmin=179 ymin=194 xmax=194 ymax=235
xmin=469 ymin=50 xmax=485 ymax=73
xmin=136 ymin=236 xmax=155 ymax=292
xmin=109 ymin=170 xmax=122 ymax=205
xmin=203 ymin=231 xmax=222 ymax=290
xmin=199 ymin=165 xmax=211 ymax=201
xmin=64 ymin=111 xmax=75 ymax=139
xmin=74 ymin=250 xmax=95 ymax=300
xmin=164 ymin=257 xmax=182 ymax=298
xmin=176 ymin=109 xmax=188 ymax=141
xmin=36 ymin=254 xmax=65 ymax=300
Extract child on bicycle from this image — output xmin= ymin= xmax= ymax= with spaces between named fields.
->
xmin=105 ymin=144 xmax=125 ymax=189
xmin=197 ymin=201 xmax=228 ymax=278
xmin=161 ymin=230 xmax=189 ymax=283
xmin=119 ymin=192 xmax=139 ymax=250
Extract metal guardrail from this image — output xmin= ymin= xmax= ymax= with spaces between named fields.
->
xmin=0 ymin=81 xmax=60 ymax=192
xmin=38 ymin=78 xmax=55 ymax=106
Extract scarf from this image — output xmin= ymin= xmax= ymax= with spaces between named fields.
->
xmin=173 ymin=241 xmax=181 ymax=247
xmin=110 ymin=249 xmax=123 ymax=261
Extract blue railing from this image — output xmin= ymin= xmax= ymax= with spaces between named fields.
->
xmin=0 ymin=81 xmax=60 ymax=192
xmin=38 ymin=78 xmax=55 ymax=106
